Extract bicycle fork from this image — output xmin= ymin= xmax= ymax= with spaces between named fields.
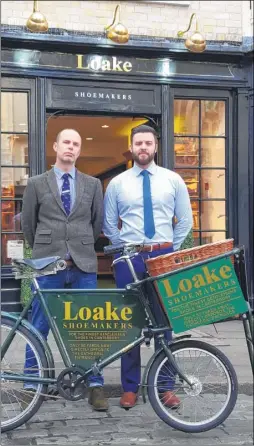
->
xmin=159 ymin=336 xmax=194 ymax=387
xmin=141 ymin=335 xmax=194 ymax=403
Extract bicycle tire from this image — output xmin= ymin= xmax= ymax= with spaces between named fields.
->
xmin=1 ymin=317 xmax=49 ymax=432
xmin=147 ymin=339 xmax=238 ymax=433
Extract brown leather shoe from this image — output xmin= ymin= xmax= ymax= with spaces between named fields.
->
xmin=120 ymin=391 xmax=138 ymax=408
xmin=88 ymin=386 xmax=108 ymax=411
xmin=161 ymin=391 xmax=180 ymax=409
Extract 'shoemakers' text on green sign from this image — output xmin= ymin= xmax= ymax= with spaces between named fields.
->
xmin=156 ymin=258 xmax=248 ymax=334
xmin=46 ymin=290 xmax=145 ymax=369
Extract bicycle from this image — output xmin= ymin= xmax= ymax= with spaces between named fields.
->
xmin=1 ymin=243 xmax=253 ymax=434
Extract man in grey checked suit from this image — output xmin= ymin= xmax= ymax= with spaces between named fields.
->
xmin=22 ymin=128 xmax=108 ymax=411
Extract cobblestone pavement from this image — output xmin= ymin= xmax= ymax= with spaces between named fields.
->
xmin=1 ymin=394 xmax=253 ymax=446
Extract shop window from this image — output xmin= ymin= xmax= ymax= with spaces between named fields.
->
xmin=1 ymin=92 xmax=29 ymax=265
xmin=174 ymin=99 xmax=227 ymax=246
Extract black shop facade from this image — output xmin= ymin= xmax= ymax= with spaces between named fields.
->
xmin=1 ymin=29 xmax=253 ymax=311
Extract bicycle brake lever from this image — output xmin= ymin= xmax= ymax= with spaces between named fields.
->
xmin=111 ymin=253 xmax=139 ymax=267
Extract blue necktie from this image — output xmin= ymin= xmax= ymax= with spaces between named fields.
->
xmin=141 ymin=170 xmax=155 ymax=239
xmin=61 ymin=173 xmax=71 ymax=215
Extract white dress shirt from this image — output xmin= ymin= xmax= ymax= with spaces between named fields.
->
xmin=103 ymin=162 xmax=193 ymax=251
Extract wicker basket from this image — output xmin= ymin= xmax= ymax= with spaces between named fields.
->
xmin=146 ymin=239 xmax=234 ymax=277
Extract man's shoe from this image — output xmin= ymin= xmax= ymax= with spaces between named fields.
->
xmin=88 ymin=387 xmax=108 ymax=411
xmin=161 ymin=391 xmax=180 ymax=409
xmin=120 ymin=392 xmax=138 ymax=408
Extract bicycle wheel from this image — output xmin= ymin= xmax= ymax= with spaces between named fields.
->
xmin=147 ymin=339 xmax=238 ymax=433
xmin=1 ymin=317 xmax=49 ymax=432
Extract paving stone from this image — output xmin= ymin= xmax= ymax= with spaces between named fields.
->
xmin=49 ymin=424 xmax=118 ymax=436
xmin=218 ymin=438 xmax=253 ymax=445
xmin=10 ymin=428 xmax=49 ymax=439
xmin=28 ymin=420 xmax=66 ymax=430
xmin=35 ymin=438 xmax=69 ymax=445
xmin=64 ymin=418 xmax=100 ymax=426
xmin=111 ymin=432 xmax=152 ymax=441
xmin=0 ymin=440 xmax=34 ymax=446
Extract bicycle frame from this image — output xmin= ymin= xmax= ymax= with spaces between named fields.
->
xmin=1 ymin=253 xmax=193 ymax=388
xmin=2 ymin=246 xmax=253 ymax=388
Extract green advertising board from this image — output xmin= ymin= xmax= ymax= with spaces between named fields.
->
xmin=46 ymin=289 xmax=146 ymax=369
xmin=155 ymin=258 xmax=248 ymax=334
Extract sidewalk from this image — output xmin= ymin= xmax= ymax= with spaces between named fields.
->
xmin=48 ymin=320 xmax=253 ymax=395
xmin=2 ymin=320 xmax=253 ymax=446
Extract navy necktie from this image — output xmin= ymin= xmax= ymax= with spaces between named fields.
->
xmin=61 ymin=173 xmax=71 ymax=215
xmin=141 ymin=170 xmax=155 ymax=239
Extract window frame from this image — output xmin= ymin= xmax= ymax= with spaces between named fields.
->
xmin=1 ymin=77 xmax=37 ymax=270
xmin=171 ymin=88 xmax=235 ymax=244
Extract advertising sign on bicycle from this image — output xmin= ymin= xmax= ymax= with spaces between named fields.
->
xmin=156 ymin=257 xmax=248 ymax=333
xmin=46 ymin=289 xmax=146 ymax=368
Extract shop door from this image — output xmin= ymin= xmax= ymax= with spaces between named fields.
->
xmin=45 ymin=112 xmax=160 ymax=280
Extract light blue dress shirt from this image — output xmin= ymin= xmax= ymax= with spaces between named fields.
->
xmin=54 ymin=165 xmax=76 ymax=211
xmin=103 ymin=162 xmax=193 ymax=251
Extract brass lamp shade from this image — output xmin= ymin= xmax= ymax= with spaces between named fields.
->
xmin=105 ymin=5 xmax=129 ymax=44
xmin=26 ymin=0 xmax=48 ymax=32
xmin=177 ymin=13 xmax=206 ymax=53
xmin=185 ymin=32 xmax=206 ymax=53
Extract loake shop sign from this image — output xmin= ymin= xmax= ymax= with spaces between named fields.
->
xmin=2 ymin=49 xmax=236 ymax=79
xmin=156 ymin=258 xmax=248 ymax=334
xmin=47 ymin=80 xmax=161 ymax=112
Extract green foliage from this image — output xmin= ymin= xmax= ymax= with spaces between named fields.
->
xmin=180 ymin=229 xmax=194 ymax=250
xmin=20 ymin=242 xmax=33 ymax=307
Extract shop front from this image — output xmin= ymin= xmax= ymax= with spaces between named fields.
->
xmin=1 ymin=36 xmax=252 ymax=311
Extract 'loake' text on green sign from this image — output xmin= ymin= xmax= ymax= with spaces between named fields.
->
xmin=156 ymin=258 xmax=248 ymax=334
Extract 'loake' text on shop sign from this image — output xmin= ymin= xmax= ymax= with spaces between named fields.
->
xmin=77 ymin=55 xmax=133 ymax=72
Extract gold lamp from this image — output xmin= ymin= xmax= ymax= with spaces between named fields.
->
xmin=26 ymin=0 xmax=48 ymax=32
xmin=177 ymin=13 xmax=206 ymax=53
xmin=105 ymin=4 xmax=129 ymax=44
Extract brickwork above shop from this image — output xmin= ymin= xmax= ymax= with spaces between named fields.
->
xmin=1 ymin=0 xmax=251 ymax=43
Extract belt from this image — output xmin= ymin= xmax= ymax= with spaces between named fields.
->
xmin=141 ymin=242 xmax=173 ymax=253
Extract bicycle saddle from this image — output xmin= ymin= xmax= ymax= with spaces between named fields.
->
xmin=104 ymin=244 xmax=125 ymax=255
xmin=13 ymin=256 xmax=61 ymax=270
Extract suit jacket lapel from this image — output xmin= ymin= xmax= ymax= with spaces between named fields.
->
xmin=70 ymin=170 xmax=86 ymax=216
xmin=47 ymin=168 xmax=65 ymax=214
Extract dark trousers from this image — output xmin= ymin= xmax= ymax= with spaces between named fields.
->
xmin=114 ymin=246 xmax=174 ymax=393
xmin=24 ymin=266 xmax=104 ymax=387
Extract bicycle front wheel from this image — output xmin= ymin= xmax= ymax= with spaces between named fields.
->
xmin=1 ymin=317 xmax=49 ymax=432
xmin=147 ymin=339 xmax=238 ymax=433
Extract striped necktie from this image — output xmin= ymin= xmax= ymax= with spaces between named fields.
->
xmin=61 ymin=173 xmax=71 ymax=215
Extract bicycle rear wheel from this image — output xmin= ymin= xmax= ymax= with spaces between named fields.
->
xmin=147 ymin=339 xmax=238 ymax=433
xmin=1 ymin=317 xmax=49 ymax=432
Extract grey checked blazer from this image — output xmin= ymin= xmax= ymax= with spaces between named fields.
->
xmin=21 ymin=168 xmax=103 ymax=273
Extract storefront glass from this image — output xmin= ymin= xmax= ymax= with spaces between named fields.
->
xmin=1 ymin=92 xmax=29 ymax=265
xmin=174 ymin=99 xmax=226 ymax=246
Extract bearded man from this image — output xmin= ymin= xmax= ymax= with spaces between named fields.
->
xmin=103 ymin=124 xmax=193 ymax=409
